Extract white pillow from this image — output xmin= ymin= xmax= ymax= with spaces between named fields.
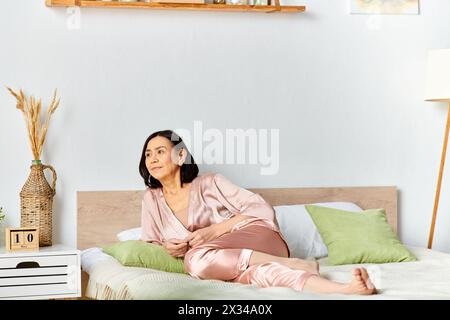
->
xmin=116 ymin=227 xmax=142 ymax=241
xmin=274 ymin=202 xmax=363 ymax=259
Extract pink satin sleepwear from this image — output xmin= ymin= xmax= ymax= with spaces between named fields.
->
xmin=141 ymin=172 xmax=317 ymax=292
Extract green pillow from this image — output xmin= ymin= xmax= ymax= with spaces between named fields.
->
xmin=305 ymin=205 xmax=417 ymax=266
xmin=103 ymin=240 xmax=186 ymax=274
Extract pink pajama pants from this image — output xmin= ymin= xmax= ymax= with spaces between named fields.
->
xmin=183 ymin=223 xmax=318 ymax=292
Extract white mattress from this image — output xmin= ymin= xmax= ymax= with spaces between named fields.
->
xmin=81 ymin=246 xmax=450 ymax=300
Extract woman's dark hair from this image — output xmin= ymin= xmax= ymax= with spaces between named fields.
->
xmin=139 ymin=130 xmax=199 ymax=189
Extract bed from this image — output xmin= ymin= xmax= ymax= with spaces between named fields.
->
xmin=77 ymin=185 xmax=450 ymax=300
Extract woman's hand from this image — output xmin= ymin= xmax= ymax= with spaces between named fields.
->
xmin=186 ymin=225 xmax=225 ymax=248
xmin=162 ymin=238 xmax=189 ymax=258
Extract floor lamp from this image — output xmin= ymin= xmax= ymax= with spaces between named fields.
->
xmin=426 ymin=48 xmax=450 ymax=249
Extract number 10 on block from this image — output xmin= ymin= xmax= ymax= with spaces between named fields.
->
xmin=5 ymin=228 xmax=39 ymax=252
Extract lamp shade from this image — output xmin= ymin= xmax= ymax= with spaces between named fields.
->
xmin=425 ymin=49 xmax=450 ymax=102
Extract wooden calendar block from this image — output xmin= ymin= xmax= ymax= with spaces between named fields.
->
xmin=5 ymin=228 xmax=39 ymax=252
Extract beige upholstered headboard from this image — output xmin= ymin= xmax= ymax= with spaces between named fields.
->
xmin=77 ymin=186 xmax=397 ymax=250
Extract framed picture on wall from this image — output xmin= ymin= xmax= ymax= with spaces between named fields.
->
xmin=350 ymin=0 xmax=420 ymax=14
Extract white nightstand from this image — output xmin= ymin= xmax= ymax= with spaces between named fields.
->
xmin=0 ymin=244 xmax=81 ymax=300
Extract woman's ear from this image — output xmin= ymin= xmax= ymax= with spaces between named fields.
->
xmin=178 ymin=148 xmax=187 ymax=166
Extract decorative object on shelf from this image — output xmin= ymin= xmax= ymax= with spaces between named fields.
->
xmin=250 ymin=0 xmax=268 ymax=5
xmin=0 ymin=207 xmax=4 ymax=224
xmin=425 ymin=49 xmax=450 ymax=249
xmin=153 ymin=0 xmax=206 ymax=4
xmin=350 ymin=0 xmax=419 ymax=14
xmin=226 ymin=0 xmax=247 ymax=5
xmin=6 ymin=87 xmax=60 ymax=247
xmin=5 ymin=227 xmax=39 ymax=252
xmin=213 ymin=0 xmax=226 ymax=4
xmin=45 ymin=0 xmax=304 ymax=13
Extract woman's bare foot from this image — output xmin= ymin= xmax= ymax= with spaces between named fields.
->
xmin=342 ymin=268 xmax=377 ymax=295
xmin=283 ymin=258 xmax=319 ymax=274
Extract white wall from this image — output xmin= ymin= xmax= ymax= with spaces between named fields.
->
xmin=1 ymin=0 xmax=450 ymax=251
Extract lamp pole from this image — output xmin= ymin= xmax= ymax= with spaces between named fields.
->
xmin=428 ymin=102 xmax=450 ymax=249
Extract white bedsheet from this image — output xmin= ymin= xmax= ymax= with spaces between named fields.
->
xmin=81 ymin=247 xmax=115 ymax=274
xmin=81 ymin=246 xmax=450 ymax=300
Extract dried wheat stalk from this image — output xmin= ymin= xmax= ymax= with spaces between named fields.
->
xmin=6 ymin=87 xmax=60 ymax=160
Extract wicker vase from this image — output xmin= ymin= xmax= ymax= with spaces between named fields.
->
xmin=20 ymin=160 xmax=57 ymax=247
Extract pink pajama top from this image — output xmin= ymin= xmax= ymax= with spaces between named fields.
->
xmin=140 ymin=172 xmax=287 ymax=250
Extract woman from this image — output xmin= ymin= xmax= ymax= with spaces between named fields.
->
xmin=139 ymin=130 xmax=377 ymax=295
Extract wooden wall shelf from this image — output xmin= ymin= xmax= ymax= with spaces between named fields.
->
xmin=45 ymin=0 xmax=306 ymax=13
